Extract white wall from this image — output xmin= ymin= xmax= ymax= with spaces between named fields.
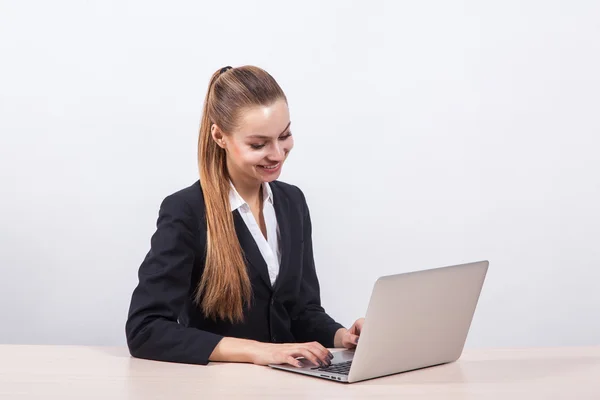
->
xmin=1 ymin=0 xmax=599 ymax=348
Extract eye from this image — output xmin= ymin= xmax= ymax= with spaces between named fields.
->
xmin=279 ymin=132 xmax=292 ymax=141
xmin=250 ymin=143 xmax=266 ymax=150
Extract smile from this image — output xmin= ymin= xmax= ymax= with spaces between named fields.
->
xmin=258 ymin=163 xmax=281 ymax=171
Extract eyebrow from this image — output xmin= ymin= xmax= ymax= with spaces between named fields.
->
xmin=247 ymin=122 xmax=291 ymax=139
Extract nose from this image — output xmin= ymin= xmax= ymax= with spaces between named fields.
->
xmin=269 ymin=142 xmax=286 ymax=162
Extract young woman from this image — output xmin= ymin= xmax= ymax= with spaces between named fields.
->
xmin=125 ymin=65 xmax=364 ymax=368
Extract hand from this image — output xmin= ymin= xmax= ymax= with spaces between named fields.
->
xmin=335 ymin=318 xmax=365 ymax=349
xmin=251 ymin=341 xmax=334 ymax=368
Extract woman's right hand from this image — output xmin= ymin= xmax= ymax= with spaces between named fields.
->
xmin=251 ymin=341 xmax=334 ymax=368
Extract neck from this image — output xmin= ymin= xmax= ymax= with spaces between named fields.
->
xmin=228 ymin=165 xmax=262 ymax=206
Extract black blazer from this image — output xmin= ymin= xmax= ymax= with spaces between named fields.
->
xmin=125 ymin=180 xmax=343 ymax=365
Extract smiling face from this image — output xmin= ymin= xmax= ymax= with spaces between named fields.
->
xmin=212 ymin=98 xmax=294 ymax=185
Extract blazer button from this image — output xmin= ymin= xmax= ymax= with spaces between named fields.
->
xmin=272 ymin=335 xmax=277 ymax=342
xmin=271 ymin=298 xmax=275 ymax=306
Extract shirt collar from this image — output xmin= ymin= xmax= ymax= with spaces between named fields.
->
xmin=229 ymin=181 xmax=274 ymax=212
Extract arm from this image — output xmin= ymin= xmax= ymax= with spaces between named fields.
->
xmin=289 ymin=189 xmax=345 ymax=348
xmin=334 ymin=327 xmax=348 ymax=348
xmin=334 ymin=319 xmax=364 ymax=348
xmin=125 ymin=192 xmax=334 ymax=367
xmin=125 ymin=193 xmax=223 ymax=365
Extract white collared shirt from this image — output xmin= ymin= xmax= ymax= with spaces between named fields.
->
xmin=229 ymin=182 xmax=281 ymax=286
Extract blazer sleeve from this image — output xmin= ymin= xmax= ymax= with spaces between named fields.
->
xmin=290 ymin=188 xmax=345 ymax=347
xmin=125 ymin=193 xmax=223 ymax=365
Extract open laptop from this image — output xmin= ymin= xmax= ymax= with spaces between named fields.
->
xmin=269 ymin=260 xmax=489 ymax=383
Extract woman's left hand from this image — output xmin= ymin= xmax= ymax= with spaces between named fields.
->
xmin=335 ymin=318 xmax=365 ymax=349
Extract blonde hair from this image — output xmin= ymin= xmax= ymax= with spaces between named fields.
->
xmin=196 ymin=66 xmax=286 ymax=323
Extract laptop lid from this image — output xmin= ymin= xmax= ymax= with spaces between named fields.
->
xmin=347 ymin=260 xmax=489 ymax=383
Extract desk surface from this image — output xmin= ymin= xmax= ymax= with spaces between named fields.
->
xmin=1 ymin=345 xmax=599 ymax=399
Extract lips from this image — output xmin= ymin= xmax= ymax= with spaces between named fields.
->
xmin=259 ymin=163 xmax=280 ymax=170
xmin=258 ymin=162 xmax=281 ymax=173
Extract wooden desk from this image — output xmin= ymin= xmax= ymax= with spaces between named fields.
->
xmin=1 ymin=345 xmax=599 ymax=399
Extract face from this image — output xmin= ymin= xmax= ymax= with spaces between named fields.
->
xmin=212 ymin=98 xmax=294 ymax=184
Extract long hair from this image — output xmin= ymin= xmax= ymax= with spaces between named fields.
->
xmin=196 ymin=66 xmax=286 ymax=323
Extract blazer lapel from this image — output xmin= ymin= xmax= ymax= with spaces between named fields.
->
xmin=233 ymin=210 xmax=273 ymax=290
xmin=272 ymin=184 xmax=291 ymax=292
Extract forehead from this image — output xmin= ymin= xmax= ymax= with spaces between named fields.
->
xmin=234 ymin=99 xmax=290 ymax=138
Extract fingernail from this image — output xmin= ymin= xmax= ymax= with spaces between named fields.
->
xmin=328 ymin=352 xmax=334 ymax=359
xmin=355 ymin=338 xmax=359 ymax=344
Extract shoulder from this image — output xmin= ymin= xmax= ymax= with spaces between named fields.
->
xmin=270 ymin=179 xmax=304 ymax=200
xmin=158 ymin=180 xmax=205 ymax=224
xmin=270 ymin=180 xmax=309 ymax=215
xmin=163 ymin=180 xmax=204 ymax=205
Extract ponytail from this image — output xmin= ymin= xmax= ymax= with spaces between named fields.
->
xmin=194 ymin=65 xmax=286 ymax=322
xmin=195 ymin=68 xmax=252 ymax=323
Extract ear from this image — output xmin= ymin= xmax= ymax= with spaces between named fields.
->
xmin=211 ymin=124 xmax=227 ymax=149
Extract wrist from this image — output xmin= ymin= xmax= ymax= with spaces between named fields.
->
xmin=333 ymin=327 xmax=348 ymax=348
xmin=247 ymin=340 xmax=266 ymax=364
xmin=210 ymin=337 xmax=261 ymax=363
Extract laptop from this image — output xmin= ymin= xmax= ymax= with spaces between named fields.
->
xmin=269 ymin=260 xmax=489 ymax=383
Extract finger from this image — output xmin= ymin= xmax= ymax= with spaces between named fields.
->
xmin=293 ymin=348 xmax=321 ymax=368
xmin=307 ymin=342 xmax=332 ymax=364
xmin=348 ymin=333 xmax=360 ymax=345
xmin=356 ymin=318 xmax=365 ymax=334
xmin=345 ymin=333 xmax=360 ymax=347
xmin=343 ymin=340 xmax=356 ymax=349
xmin=286 ymin=356 xmax=302 ymax=368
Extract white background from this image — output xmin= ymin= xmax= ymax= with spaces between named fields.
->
xmin=1 ymin=0 xmax=599 ymax=348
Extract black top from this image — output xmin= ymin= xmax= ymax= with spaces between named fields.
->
xmin=125 ymin=180 xmax=343 ymax=365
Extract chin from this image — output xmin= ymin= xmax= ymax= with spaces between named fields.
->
xmin=254 ymin=166 xmax=283 ymax=183
xmin=263 ymin=175 xmax=280 ymax=183
xmin=259 ymin=172 xmax=282 ymax=183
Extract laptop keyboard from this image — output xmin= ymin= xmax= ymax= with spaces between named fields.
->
xmin=314 ymin=360 xmax=352 ymax=375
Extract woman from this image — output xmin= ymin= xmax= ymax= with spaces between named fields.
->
xmin=125 ymin=65 xmax=364 ymax=368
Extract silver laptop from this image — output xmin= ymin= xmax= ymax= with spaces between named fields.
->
xmin=269 ymin=260 xmax=489 ymax=383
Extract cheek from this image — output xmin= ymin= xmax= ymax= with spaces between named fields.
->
xmin=285 ymin=137 xmax=295 ymax=153
xmin=229 ymin=143 xmax=263 ymax=166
